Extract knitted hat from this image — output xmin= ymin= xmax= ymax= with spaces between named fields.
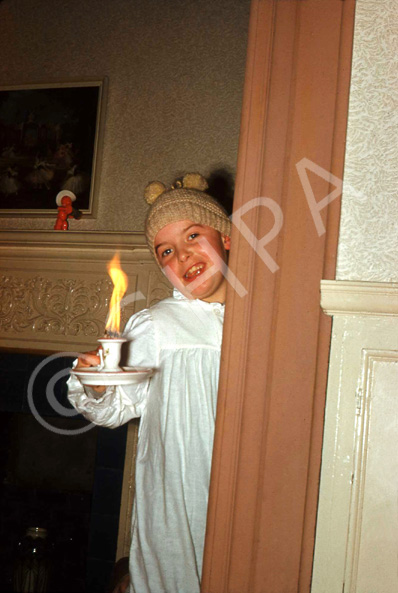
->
xmin=144 ymin=173 xmax=231 ymax=260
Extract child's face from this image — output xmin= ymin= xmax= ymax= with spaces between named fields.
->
xmin=154 ymin=219 xmax=231 ymax=303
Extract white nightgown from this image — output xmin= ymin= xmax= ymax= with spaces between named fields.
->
xmin=67 ymin=289 xmax=224 ymax=593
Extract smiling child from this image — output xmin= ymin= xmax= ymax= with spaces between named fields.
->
xmin=67 ymin=173 xmax=231 ymax=593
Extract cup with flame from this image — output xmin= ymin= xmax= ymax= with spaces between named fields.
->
xmin=98 ymin=253 xmax=128 ymax=372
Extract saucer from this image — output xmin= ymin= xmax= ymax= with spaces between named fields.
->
xmin=71 ymin=367 xmax=153 ymax=386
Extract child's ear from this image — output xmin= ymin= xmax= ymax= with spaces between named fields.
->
xmin=222 ymin=235 xmax=231 ymax=251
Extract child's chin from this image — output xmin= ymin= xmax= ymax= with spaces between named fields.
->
xmin=188 ymin=284 xmax=211 ymax=300
xmin=176 ymin=282 xmax=202 ymax=299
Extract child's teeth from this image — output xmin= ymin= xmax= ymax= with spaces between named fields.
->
xmin=186 ymin=264 xmax=203 ymax=277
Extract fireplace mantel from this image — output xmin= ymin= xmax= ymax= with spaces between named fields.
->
xmin=0 ymin=230 xmax=171 ymax=353
xmin=0 ymin=229 xmax=172 ymax=560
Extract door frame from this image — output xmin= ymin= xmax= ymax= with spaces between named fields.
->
xmin=202 ymin=1 xmax=357 ymax=591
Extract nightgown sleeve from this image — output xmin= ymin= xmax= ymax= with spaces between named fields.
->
xmin=67 ymin=309 xmax=155 ymax=429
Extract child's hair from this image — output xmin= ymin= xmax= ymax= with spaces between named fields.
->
xmin=144 ymin=173 xmax=231 ymax=260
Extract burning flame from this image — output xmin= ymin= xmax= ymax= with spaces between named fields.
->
xmin=105 ymin=253 xmax=128 ymax=335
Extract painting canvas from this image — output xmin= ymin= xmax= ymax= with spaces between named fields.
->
xmin=0 ymin=81 xmax=105 ymax=215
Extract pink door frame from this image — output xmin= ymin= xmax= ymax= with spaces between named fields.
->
xmin=202 ymin=1 xmax=357 ymax=591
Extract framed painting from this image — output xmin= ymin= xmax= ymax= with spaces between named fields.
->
xmin=0 ymin=80 xmax=107 ymax=216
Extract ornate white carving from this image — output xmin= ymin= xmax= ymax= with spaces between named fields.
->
xmin=0 ymin=230 xmax=159 ymax=351
xmin=0 ymin=274 xmax=111 ymax=336
xmin=336 ymin=0 xmax=398 ymax=282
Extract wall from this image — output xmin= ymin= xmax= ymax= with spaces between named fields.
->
xmin=336 ymin=0 xmax=398 ymax=282
xmin=0 ymin=0 xmax=249 ymax=232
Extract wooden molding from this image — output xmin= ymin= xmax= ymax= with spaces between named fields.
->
xmin=321 ymin=280 xmax=398 ymax=317
xmin=0 ymin=229 xmax=149 ymax=253
xmin=202 ymin=1 xmax=357 ymax=591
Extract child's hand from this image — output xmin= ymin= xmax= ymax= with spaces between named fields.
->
xmin=76 ymin=350 xmax=101 ymax=369
xmin=111 ymin=574 xmax=129 ymax=593
xmin=76 ymin=349 xmax=105 ymax=393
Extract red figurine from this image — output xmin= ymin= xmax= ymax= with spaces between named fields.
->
xmin=54 ymin=190 xmax=81 ymax=230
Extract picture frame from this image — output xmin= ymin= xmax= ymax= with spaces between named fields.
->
xmin=0 ymin=79 xmax=107 ymax=217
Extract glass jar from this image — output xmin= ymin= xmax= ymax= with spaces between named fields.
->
xmin=13 ymin=527 xmax=51 ymax=593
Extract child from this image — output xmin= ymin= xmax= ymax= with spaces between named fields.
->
xmin=67 ymin=173 xmax=231 ymax=593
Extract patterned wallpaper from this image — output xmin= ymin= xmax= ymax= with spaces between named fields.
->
xmin=0 ymin=0 xmax=250 ymax=232
xmin=336 ymin=0 xmax=398 ymax=281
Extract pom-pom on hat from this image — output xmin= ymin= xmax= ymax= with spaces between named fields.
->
xmin=144 ymin=173 xmax=231 ymax=260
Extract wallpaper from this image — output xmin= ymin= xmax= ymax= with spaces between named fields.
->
xmin=336 ymin=0 xmax=398 ymax=282
xmin=0 ymin=0 xmax=250 ymax=232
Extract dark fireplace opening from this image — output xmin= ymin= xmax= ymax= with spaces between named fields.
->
xmin=0 ymin=352 xmax=127 ymax=593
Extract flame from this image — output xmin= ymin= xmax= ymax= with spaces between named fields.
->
xmin=105 ymin=253 xmax=128 ymax=334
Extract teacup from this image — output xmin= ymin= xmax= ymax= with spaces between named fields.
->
xmin=97 ymin=338 xmax=127 ymax=372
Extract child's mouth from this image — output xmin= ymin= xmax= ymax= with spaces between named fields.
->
xmin=184 ymin=263 xmax=205 ymax=280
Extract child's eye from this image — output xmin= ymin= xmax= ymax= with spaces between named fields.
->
xmin=188 ymin=233 xmax=199 ymax=240
xmin=161 ymin=248 xmax=173 ymax=258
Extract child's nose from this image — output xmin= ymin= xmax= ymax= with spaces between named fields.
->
xmin=178 ymin=247 xmax=190 ymax=262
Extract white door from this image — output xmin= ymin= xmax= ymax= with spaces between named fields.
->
xmin=312 ymin=282 xmax=398 ymax=593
